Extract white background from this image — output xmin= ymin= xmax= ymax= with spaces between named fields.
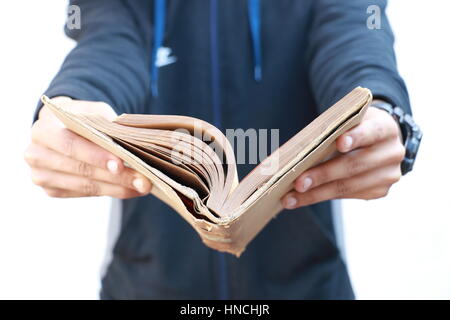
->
xmin=0 ymin=1 xmax=448 ymax=299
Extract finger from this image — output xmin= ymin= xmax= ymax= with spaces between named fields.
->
xmin=31 ymin=168 xmax=149 ymax=199
xmin=32 ymin=120 xmax=124 ymax=174
xmin=283 ymin=164 xmax=401 ymax=209
xmin=343 ymin=186 xmax=391 ymax=200
xmin=336 ymin=115 xmax=399 ymax=153
xmin=294 ymin=139 xmax=405 ymax=192
xmin=43 ymin=188 xmax=87 ymax=198
xmin=25 ymin=144 xmax=151 ymax=193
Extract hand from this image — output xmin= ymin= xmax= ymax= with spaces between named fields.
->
xmin=25 ymin=97 xmax=152 ymax=199
xmin=283 ymin=105 xmax=405 ymax=209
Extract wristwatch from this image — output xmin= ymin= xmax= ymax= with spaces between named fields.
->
xmin=371 ymin=100 xmax=423 ymax=175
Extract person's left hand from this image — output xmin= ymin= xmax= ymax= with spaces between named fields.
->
xmin=282 ymin=105 xmax=406 ymax=209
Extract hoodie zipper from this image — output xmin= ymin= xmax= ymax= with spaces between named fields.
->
xmin=210 ymin=0 xmax=229 ymax=300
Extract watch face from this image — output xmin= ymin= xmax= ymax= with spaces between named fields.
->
xmin=401 ymin=158 xmax=414 ymax=174
xmin=401 ymin=116 xmax=422 ymax=175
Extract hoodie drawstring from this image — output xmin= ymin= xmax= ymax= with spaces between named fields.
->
xmin=248 ymin=0 xmax=262 ymax=82
xmin=151 ymin=0 xmax=262 ymax=98
xmin=151 ymin=0 xmax=166 ymax=97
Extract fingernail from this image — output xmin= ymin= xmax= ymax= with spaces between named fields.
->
xmin=107 ymin=160 xmax=119 ymax=174
xmin=302 ymin=177 xmax=313 ymax=192
xmin=343 ymin=136 xmax=353 ymax=151
xmin=133 ymin=178 xmax=146 ymax=193
xmin=285 ymin=196 xmax=297 ymax=209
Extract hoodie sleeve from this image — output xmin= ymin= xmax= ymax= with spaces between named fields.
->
xmin=34 ymin=0 xmax=152 ymax=121
xmin=306 ymin=0 xmax=411 ymax=115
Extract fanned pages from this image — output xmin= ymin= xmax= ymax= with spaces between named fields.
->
xmin=41 ymin=87 xmax=372 ymax=256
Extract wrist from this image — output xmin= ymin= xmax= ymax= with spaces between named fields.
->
xmin=371 ymin=99 xmax=404 ymax=142
xmin=370 ymin=99 xmax=423 ymax=175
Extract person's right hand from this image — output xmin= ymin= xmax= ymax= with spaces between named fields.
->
xmin=25 ymin=97 xmax=152 ymax=199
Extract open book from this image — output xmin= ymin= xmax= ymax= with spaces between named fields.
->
xmin=41 ymin=87 xmax=372 ymax=256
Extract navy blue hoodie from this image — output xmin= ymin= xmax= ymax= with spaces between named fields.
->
xmin=38 ymin=0 xmax=410 ymax=299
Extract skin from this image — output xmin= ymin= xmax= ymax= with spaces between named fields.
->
xmin=26 ymin=97 xmax=405 ymax=207
xmin=25 ymin=97 xmax=152 ymax=199
xmin=283 ymin=100 xmax=405 ymax=209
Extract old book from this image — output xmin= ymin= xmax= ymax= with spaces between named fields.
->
xmin=41 ymin=87 xmax=372 ymax=256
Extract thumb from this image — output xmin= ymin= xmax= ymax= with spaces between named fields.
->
xmin=46 ymin=96 xmax=118 ymax=121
